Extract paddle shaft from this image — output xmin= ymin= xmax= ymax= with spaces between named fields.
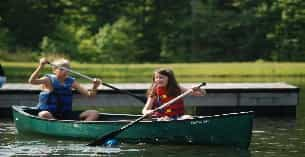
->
xmin=48 ymin=62 xmax=146 ymax=103
xmin=87 ymin=82 xmax=206 ymax=146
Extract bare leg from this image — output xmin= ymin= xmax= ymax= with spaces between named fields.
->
xmin=80 ymin=110 xmax=99 ymax=121
xmin=38 ymin=111 xmax=55 ymax=119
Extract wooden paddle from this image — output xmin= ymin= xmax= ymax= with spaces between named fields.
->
xmin=87 ymin=82 xmax=206 ymax=146
xmin=48 ymin=62 xmax=147 ymax=103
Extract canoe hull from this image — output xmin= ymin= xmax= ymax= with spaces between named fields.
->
xmin=12 ymin=106 xmax=253 ymax=148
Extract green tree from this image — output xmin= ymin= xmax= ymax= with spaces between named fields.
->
xmin=191 ymin=0 xmax=273 ymax=61
xmin=95 ymin=17 xmax=142 ymax=63
xmin=266 ymin=0 xmax=305 ymax=61
xmin=40 ymin=23 xmax=79 ymax=58
xmin=0 ymin=27 xmax=15 ymax=51
xmin=0 ymin=0 xmax=64 ymax=49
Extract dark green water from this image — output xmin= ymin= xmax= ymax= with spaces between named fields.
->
xmin=1 ymin=77 xmax=305 ymax=157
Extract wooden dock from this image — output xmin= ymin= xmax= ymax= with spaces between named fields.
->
xmin=0 ymin=82 xmax=299 ymax=117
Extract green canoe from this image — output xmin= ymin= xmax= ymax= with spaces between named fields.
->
xmin=12 ymin=105 xmax=253 ymax=148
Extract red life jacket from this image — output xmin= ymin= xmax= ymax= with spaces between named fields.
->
xmin=152 ymin=86 xmax=185 ymax=118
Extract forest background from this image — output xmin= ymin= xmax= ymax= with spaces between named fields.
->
xmin=0 ymin=0 xmax=304 ymax=63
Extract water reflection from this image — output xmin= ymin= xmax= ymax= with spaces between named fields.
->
xmin=137 ymin=145 xmax=250 ymax=157
xmin=1 ymin=144 xmax=250 ymax=157
xmin=250 ymin=117 xmax=305 ymax=157
xmin=4 ymin=144 xmax=125 ymax=156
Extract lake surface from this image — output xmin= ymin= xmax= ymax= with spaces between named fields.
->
xmin=1 ymin=77 xmax=305 ymax=157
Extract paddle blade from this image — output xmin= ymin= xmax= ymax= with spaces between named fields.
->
xmin=87 ymin=129 xmax=121 ymax=146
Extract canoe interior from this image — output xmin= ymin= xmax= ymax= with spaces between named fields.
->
xmin=21 ymin=107 xmax=143 ymax=121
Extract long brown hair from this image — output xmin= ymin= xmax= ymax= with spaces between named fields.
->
xmin=146 ymin=68 xmax=181 ymax=97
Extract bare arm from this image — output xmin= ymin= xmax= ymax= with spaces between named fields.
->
xmin=72 ymin=79 xmax=101 ymax=97
xmin=142 ymin=96 xmax=155 ymax=115
xmin=28 ymin=58 xmax=49 ymax=85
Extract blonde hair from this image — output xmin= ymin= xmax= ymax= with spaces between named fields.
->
xmin=51 ymin=58 xmax=70 ymax=70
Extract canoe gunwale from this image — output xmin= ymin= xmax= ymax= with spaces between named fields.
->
xmin=12 ymin=105 xmax=254 ymax=124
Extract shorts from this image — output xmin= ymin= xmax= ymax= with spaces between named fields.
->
xmin=38 ymin=110 xmax=82 ymax=120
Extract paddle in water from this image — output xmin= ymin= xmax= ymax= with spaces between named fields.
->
xmin=48 ymin=62 xmax=147 ymax=103
xmin=87 ymin=82 xmax=206 ymax=146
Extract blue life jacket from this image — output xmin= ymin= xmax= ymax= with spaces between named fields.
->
xmin=37 ymin=74 xmax=75 ymax=114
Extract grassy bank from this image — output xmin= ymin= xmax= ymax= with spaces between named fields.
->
xmin=2 ymin=62 xmax=305 ymax=83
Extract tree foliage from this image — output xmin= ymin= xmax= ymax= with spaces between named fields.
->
xmin=95 ymin=17 xmax=142 ymax=63
xmin=0 ymin=0 xmax=304 ymax=62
